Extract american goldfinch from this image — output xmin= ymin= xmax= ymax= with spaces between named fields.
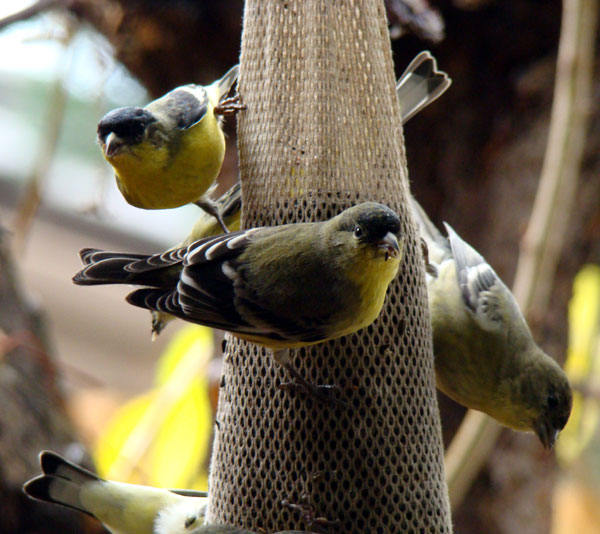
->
xmin=73 ymin=203 xmax=402 ymax=399
xmin=396 ymin=51 xmax=451 ymax=124
xmin=97 ymin=65 xmax=240 ymax=230
xmin=23 ymin=450 xmax=208 ymax=534
xmin=411 ymin=198 xmax=572 ymax=448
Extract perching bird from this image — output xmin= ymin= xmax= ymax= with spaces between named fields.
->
xmin=73 ymin=203 xmax=402 ymax=399
xmin=410 ymin=198 xmax=572 ymax=448
xmin=97 ymin=65 xmax=241 ymax=230
xmin=396 ymin=50 xmax=451 ymax=124
xmin=23 ymin=450 xmax=208 ymax=534
xmin=145 ymin=52 xmax=448 ymax=338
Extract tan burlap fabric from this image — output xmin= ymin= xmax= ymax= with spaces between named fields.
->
xmin=207 ymin=2 xmax=452 ymax=532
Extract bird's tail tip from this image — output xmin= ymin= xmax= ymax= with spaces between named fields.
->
xmin=22 ymin=476 xmax=52 ymax=502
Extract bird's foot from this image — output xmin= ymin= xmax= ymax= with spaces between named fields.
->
xmin=279 ymin=363 xmax=345 ymax=407
xmin=282 ymin=498 xmax=340 ymax=534
xmin=214 ymin=94 xmax=246 ymax=116
xmin=420 ymin=237 xmax=438 ymax=278
xmin=151 ymin=312 xmax=165 ymax=341
xmin=194 ymin=199 xmax=230 ymax=233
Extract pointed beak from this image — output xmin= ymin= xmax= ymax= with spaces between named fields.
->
xmin=534 ymin=419 xmax=560 ymax=450
xmin=377 ymin=232 xmax=401 ymax=260
xmin=103 ymin=132 xmax=121 ymax=158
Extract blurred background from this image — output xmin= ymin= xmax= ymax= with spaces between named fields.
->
xmin=0 ymin=1 xmax=598 ymax=533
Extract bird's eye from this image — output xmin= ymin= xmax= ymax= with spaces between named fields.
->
xmin=547 ymin=394 xmax=558 ymax=408
xmin=184 ymin=516 xmax=197 ymax=529
xmin=354 ymin=226 xmax=363 ymax=238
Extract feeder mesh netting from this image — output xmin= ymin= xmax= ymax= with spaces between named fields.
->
xmin=207 ymin=2 xmax=452 ymax=533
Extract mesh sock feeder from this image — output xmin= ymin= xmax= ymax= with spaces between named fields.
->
xmin=207 ymin=1 xmax=452 ymax=532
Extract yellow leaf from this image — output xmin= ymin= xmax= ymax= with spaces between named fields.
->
xmin=149 ymin=379 xmax=212 ymax=490
xmin=94 ymin=392 xmax=155 ymax=483
xmin=155 ymin=325 xmax=213 ymax=386
xmin=94 ymin=325 xmax=215 ymax=487
xmin=557 ymin=265 xmax=600 ymax=465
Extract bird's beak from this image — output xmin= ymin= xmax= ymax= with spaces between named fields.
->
xmin=104 ymin=132 xmax=121 ymax=158
xmin=377 ymin=232 xmax=401 ymax=261
xmin=534 ymin=419 xmax=559 ymax=450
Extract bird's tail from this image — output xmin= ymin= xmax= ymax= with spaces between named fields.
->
xmin=73 ymin=248 xmax=183 ymax=287
xmin=208 ymin=64 xmax=240 ymax=105
xmin=219 ymin=181 xmax=242 ymax=222
xmin=396 ymin=51 xmax=451 ymax=125
xmin=23 ymin=451 xmax=99 ymax=516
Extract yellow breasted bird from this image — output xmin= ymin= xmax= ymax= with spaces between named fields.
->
xmin=73 ymin=203 xmax=403 ymax=401
xmin=23 ymin=451 xmax=208 ymax=534
xmin=97 ymin=65 xmax=240 ymax=230
xmin=23 ymin=452 xmax=313 ymax=534
xmin=145 ymin=51 xmax=449 ymax=339
xmin=411 ymin=198 xmax=572 ymax=448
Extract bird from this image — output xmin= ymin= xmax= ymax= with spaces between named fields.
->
xmin=395 ymin=50 xmax=451 ymax=124
xmin=410 ymin=198 xmax=572 ymax=448
xmin=145 ymin=51 xmax=449 ymax=338
xmin=23 ymin=450 xmax=208 ymax=534
xmin=96 ymin=65 xmax=241 ymax=231
xmin=73 ymin=203 xmax=403 ymax=401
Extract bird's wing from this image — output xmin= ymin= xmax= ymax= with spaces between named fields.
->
xmin=182 ymin=229 xmax=319 ymax=340
xmin=150 ymin=86 xmax=209 ymax=130
xmin=444 ymin=222 xmax=513 ymax=332
xmin=127 ymin=229 xmax=278 ymax=339
xmin=396 ymin=51 xmax=452 ymax=125
xmin=128 ymin=227 xmax=331 ymax=344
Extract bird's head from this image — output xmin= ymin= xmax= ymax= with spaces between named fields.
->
xmin=154 ymin=499 xmax=208 ymax=534
xmin=333 ymin=202 xmax=402 ymax=263
xmin=531 ymin=358 xmax=573 ymax=449
xmin=97 ymin=106 xmax=157 ymax=159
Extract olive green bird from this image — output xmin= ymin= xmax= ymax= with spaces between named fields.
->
xmin=145 ymin=52 xmax=448 ymax=339
xmin=411 ymin=198 xmax=572 ymax=449
xmin=73 ymin=203 xmax=402 ymax=400
xmin=97 ymin=65 xmax=241 ymax=230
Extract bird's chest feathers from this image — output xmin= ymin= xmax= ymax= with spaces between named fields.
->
xmin=113 ymin=113 xmax=225 ymax=208
xmin=344 ymin=250 xmax=399 ymax=329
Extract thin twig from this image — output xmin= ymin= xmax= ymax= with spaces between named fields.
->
xmin=445 ymin=0 xmax=598 ymax=508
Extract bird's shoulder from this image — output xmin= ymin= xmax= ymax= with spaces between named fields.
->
xmin=445 ymin=223 xmax=520 ymax=332
xmin=148 ymin=85 xmax=209 ymax=130
xmin=184 ymin=227 xmax=270 ymax=266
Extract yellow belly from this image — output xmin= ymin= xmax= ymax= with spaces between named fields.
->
xmin=110 ymin=114 xmax=225 ymax=210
